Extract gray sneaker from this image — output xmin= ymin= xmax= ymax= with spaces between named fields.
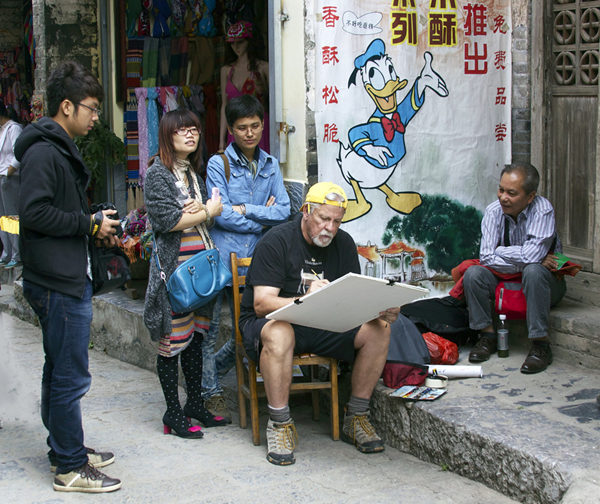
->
xmin=205 ymin=395 xmax=232 ymax=424
xmin=53 ymin=462 xmax=121 ymax=493
xmin=342 ymin=410 xmax=385 ymax=453
xmin=266 ymin=418 xmax=298 ymax=466
xmin=49 ymin=447 xmax=115 ymax=473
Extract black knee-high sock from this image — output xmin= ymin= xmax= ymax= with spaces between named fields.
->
xmin=157 ymin=353 xmax=183 ymax=416
xmin=180 ymin=332 xmax=204 ymax=409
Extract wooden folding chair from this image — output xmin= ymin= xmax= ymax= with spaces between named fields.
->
xmin=231 ymin=252 xmax=340 ymax=446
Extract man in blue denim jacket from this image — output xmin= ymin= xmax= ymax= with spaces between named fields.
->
xmin=204 ymin=95 xmax=290 ymax=420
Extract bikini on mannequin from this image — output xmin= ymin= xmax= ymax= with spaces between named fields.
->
xmin=219 ymin=21 xmax=270 ymax=152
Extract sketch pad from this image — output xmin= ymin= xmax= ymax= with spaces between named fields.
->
xmin=266 ymin=273 xmax=429 ymax=332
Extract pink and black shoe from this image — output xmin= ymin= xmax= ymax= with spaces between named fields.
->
xmin=162 ymin=411 xmax=203 ymax=438
xmin=183 ymin=403 xmax=228 ymax=427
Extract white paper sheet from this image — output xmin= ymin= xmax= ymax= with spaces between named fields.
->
xmin=266 ymin=273 xmax=428 ymax=332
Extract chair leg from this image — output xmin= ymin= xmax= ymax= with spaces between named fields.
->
xmin=310 ymin=366 xmax=320 ymax=421
xmin=330 ymin=360 xmax=340 ymax=441
xmin=235 ymin=348 xmax=247 ymax=429
xmin=248 ymin=363 xmax=261 ymax=446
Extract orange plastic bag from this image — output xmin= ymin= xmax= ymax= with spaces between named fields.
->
xmin=422 ymin=332 xmax=458 ymax=365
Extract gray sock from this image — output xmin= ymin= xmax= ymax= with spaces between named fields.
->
xmin=268 ymin=404 xmax=291 ymax=423
xmin=346 ymin=395 xmax=370 ymax=416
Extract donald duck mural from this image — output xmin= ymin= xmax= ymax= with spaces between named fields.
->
xmin=337 ymin=38 xmax=449 ymax=222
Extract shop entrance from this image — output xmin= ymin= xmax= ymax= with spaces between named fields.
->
xmin=116 ymin=1 xmax=273 ymax=212
xmin=0 ymin=0 xmax=34 ymax=125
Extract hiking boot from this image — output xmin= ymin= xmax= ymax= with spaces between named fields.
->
xmin=49 ymin=447 xmax=115 ymax=473
xmin=342 ymin=410 xmax=385 ymax=453
xmin=469 ymin=333 xmax=497 ymax=362
xmin=204 ymin=395 xmax=232 ymax=424
xmin=266 ymin=418 xmax=298 ymax=466
xmin=53 ymin=462 xmax=121 ymax=493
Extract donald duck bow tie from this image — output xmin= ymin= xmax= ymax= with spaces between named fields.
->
xmin=381 ymin=112 xmax=405 ymax=141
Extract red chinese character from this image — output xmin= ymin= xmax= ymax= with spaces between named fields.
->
xmin=429 ymin=0 xmax=456 ymax=8
xmin=495 ymin=87 xmax=506 ymax=105
xmin=494 ymin=50 xmax=506 ymax=70
xmin=323 ymin=123 xmax=339 ymax=143
xmin=464 ymin=3 xmax=487 ymax=36
xmin=495 ymin=123 xmax=507 ymax=141
xmin=322 ymin=85 xmax=340 ymax=105
xmin=323 ymin=6 xmax=339 ymax=28
xmin=392 ymin=12 xmax=418 ymax=45
xmin=464 ymin=42 xmax=488 ymax=74
xmin=322 ymin=46 xmax=340 ymax=65
xmin=429 ymin=13 xmax=457 ymax=46
xmin=492 ymin=15 xmax=507 ymax=34
xmin=393 ymin=0 xmax=416 ymax=7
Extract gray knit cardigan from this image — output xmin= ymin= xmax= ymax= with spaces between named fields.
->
xmin=143 ymin=157 xmax=213 ymax=341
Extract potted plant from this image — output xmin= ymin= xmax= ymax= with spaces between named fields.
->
xmin=75 ymin=117 xmax=126 ymax=203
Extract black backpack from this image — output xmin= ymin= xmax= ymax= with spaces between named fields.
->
xmin=400 ymin=295 xmax=476 ymax=346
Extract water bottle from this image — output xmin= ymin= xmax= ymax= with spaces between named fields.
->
xmin=498 ymin=314 xmax=509 ymax=358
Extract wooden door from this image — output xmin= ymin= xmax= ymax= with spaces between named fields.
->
xmin=533 ymin=0 xmax=600 ymax=272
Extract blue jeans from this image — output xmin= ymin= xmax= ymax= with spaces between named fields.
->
xmin=23 ymin=279 xmax=93 ymax=473
xmin=201 ymin=288 xmax=237 ymax=399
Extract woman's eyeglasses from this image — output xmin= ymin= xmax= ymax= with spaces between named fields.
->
xmin=174 ymin=127 xmax=200 ymax=136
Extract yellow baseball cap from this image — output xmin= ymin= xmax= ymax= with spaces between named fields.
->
xmin=303 ymin=182 xmax=348 ymax=209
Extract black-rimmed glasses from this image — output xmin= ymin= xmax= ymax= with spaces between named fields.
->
xmin=77 ymin=102 xmax=102 ymax=116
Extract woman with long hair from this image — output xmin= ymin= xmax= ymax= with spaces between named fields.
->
xmin=219 ymin=20 xmax=269 ymax=152
xmin=144 ymin=108 xmax=227 ymax=438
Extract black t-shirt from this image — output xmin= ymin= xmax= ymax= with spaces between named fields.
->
xmin=239 ymin=213 xmax=360 ymax=327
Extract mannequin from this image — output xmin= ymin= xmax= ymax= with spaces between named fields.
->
xmin=219 ymin=20 xmax=269 ymax=152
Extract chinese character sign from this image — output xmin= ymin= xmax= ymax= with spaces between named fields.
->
xmin=314 ymin=0 xmax=511 ymax=286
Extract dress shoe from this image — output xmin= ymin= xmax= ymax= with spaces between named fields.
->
xmin=469 ymin=333 xmax=497 ymax=362
xmin=520 ymin=342 xmax=552 ymax=374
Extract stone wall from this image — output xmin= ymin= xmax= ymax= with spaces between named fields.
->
xmin=0 ymin=0 xmax=23 ymax=50
xmin=511 ymin=0 xmax=532 ymax=163
xmin=31 ymin=0 xmax=99 ymax=104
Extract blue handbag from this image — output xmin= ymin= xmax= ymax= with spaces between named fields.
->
xmin=153 ymin=238 xmax=232 ymax=314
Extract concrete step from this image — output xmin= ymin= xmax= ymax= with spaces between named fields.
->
xmin=0 ymin=264 xmax=22 ymax=286
xmin=371 ymin=346 xmax=600 ymax=504
xmin=550 ymin=299 xmax=600 ymax=369
xmin=2 ymin=282 xmax=599 ymax=503
xmin=564 ymin=271 xmax=600 ymax=307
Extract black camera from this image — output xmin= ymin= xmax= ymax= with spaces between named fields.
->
xmin=90 ymin=202 xmax=123 ymax=237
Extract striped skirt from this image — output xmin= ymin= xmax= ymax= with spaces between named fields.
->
xmin=158 ymin=229 xmax=211 ymax=357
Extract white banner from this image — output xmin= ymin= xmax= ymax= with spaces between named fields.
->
xmin=313 ymin=0 xmax=512 ymax=287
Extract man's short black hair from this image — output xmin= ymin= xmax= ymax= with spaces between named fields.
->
xmin=46 ymin=61 xmax=104 ymax=117
xmin=501 ymin=163 xmax=540 ymax=194
xmin=225 ymin=94 xmax=264 ymax=127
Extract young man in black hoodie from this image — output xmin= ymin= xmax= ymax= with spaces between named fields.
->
xmin=15 ymin=61 xmax=122 ymax=493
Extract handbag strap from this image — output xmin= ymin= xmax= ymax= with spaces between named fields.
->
xmin=151 ymin=234 xmax=168 ymax=286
